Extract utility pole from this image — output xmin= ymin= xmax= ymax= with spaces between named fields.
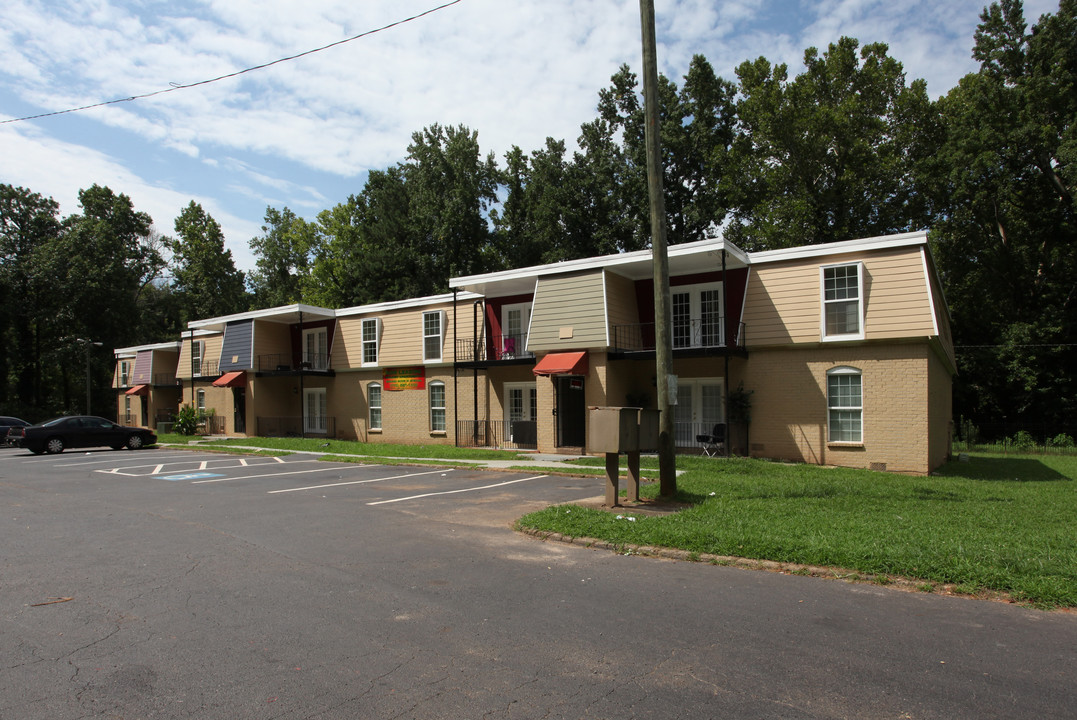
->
xmin=639 ymin=0 xmax=676 ymax=497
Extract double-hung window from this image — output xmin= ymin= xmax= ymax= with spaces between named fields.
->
xmin=191 ymin=341 xmax=204 ymax=377
xmin=120 ymin=361 xmax=130 ymax=387
xmin=423 ymin=311 xmax=444 ymax=363
xmin=361 ymin=319 xmax=380 ymax=366
xmin=368 ymin=382 xmax=382 ymax=430
xmin=429 ymin=381 xmax=446 ymax=432
xmin=821 ymin=263 xmax=865 ymax=339
xmin=827 ymin=367 xmax=863 ymax=443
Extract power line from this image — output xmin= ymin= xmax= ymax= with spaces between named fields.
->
xmin=1 ymin=0 xmax=463 ymax=125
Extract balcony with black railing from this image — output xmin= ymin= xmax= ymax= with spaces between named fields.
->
xmin=454 ymin=332 xmax=534 ymax=366
xmin=256 ymin=352 xmax=333 ymax=375
xmin=190 ymin=357 xmax=220 ymax=378
xmin=610 ymin=320 xmax=746 ymax=355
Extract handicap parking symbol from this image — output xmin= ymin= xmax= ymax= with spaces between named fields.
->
xmin=155 ymin=472 xmax=225 ymax=481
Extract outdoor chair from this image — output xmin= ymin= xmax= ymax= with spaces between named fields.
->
xmin=696 ymin=423 xmax=726 ymax=457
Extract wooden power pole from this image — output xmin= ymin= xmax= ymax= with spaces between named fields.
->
xmin=639 ymin=0 xmax=677 ymax=497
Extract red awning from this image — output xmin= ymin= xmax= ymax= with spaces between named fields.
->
xmin=212 ymin=371 xmax=247 ymax=388
xmin=532 ymin=351 xmax=588 ymax=377
xmin=124 ymin=384 xmax=149 ymax=396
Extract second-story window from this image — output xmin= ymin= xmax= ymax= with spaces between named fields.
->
xmin=821 ymin=263 xmax=865 ymax=339
xmin=423 ymin=311 xmax=444 ymax=362
xmin=120 ymin=361 xmax=130 ymax=386
xmin=191 ymin=341 xmax=204 ymax=377
xmin=362 ymin=318 xmax=379 ymax=366
xmin=304 ymin=328 xmax=328 ymax=370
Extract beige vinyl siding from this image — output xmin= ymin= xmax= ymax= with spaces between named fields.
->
xmin=252 ymin=320 xmax=291 ymax=371
xmin=528 ymin=271 xmax=607 ymax=351
xmin=378 ymin=301 xmax=458 ymax=366
xmin=744 ymin=248 xmax=938 ymax=348
xmin=604 ymin=271 xmax=640 ymax=333
xmin=333 ymin=316 xmax=363 ymax=369
xmin=176 ymin=333 xmax=223 ymax=379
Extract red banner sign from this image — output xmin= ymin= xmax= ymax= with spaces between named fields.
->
xmin=383 ymin=366 xmax=426 ymax=391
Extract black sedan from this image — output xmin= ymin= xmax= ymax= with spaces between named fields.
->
xmin=1 ymin=416 xmax=31 ymax=446
xmin=11 ymin=416 xmax=157 ymax=454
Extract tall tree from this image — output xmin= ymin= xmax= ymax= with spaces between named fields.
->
xmin=167 ymin=201 xmax=248 ymax=322
xmin=725 ymin=38 xmax=940 ymax=250
xmin=248 ymin=206 xmax=314 ymax=307
xmin=932 ymin=0 xmax=1076 ymax=434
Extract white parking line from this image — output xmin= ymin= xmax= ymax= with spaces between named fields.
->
xmin=267 ymin=468 xmax=446 ymax=494
xmin=366 ymin=475 xmax=548 ymax=505
xmin=95 ymin=457 xmax=318 ymax=477
xmin=48 ymin=453 xmax=197 ymax=467
xmin=192 ymin=463 xmax=377 ymax=485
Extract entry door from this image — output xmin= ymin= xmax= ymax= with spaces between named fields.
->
xmin=304 ymin=388 xmax=327 ymax=434
xmin=506 ymin=383 xmax=537 ymax=446
xmin=233 ymin=387 xmax=246 ymax=434
xmin=555 ymin=376 xmax=586 ymax=448
xmin=501 ymin=303 xmax=530 ymax=358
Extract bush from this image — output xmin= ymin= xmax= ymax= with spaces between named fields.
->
xmin=1047 ymin=433 xmax=1075 ymax=448
xmin=1009 ymin=430 xmax=1037 ymax=451
xmin=172 ymin=405 xmax=201 ymax=436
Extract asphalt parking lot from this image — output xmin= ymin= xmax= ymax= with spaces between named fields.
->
xmin=2 ymin=445 xmax=1076 ymax=719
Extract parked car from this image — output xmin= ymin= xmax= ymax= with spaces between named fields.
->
xmin=0 ymin=416 xmax=31 ymax=446
xmin=11 ymin=416 xmax=157 ymax=454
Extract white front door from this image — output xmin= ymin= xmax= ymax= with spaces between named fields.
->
xmin=304 ymin=388 xmax=327 ymax=434
xmin=304 ymin=328 xmax=328 ymax=370
xmin=674 ymin=379 xmax=725 ymax=448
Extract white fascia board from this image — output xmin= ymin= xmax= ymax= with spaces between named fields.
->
xmin=113 ymin=340 xmax=182 ymax=356
xmin=335 ymin=291 xmax=482 ymax=318
xmin=186 ymin=303 xmax=338 ymax=330
xmin=449 ymin=237 xmax=748 ymax=292
xmin=748 ymin=230 xmax=929 ymax=265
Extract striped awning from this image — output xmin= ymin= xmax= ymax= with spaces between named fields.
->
xmin=212 ymin=371 xmax=247 ymax=388
xmin=124 ymin=384 xmax=149 ymax=396
xmin=532 ymin=351 xmax=588 ymax=377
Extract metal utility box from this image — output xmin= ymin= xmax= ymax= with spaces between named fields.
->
xmin=637 ymin=409 xmax=659 ymax=451
xmin=588 ymin=407 xmax=639 ymax=453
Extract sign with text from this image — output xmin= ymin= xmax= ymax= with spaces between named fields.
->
xmin=383 ymin=366 xmax=426 ymax=391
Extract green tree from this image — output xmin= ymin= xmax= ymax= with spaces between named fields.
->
xmin=932 ymin=0 xmax=1076 ymax=433
xmin=167 ymin=201 xmax=248 ymax=322
xmin=248 ymin=206 xmax=314 ymax=307
xmin=725 ymin=37 xmax=940 ymax=250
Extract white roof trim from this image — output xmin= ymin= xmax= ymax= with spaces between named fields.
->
xmin=449 ymin=237 xmax=749 ymax=289
xmin=748 ymin=230 xmax=929 ymax=264
xmin=113 ymin=340 xmax=182 ymax=356
xmin=334 ymin=291 xmax=482 ymax=317
xmin=187 ymin=303 xmax=337 ymax=329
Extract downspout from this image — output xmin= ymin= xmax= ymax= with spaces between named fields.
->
xmin=722 ymin=248 xmax=730 ymax=458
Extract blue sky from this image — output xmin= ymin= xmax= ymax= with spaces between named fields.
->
xmin=0 ymin=0 xmax=1059 ymax=273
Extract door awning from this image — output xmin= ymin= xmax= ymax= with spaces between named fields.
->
xmin=532 ymin=351 xmax=588 ymax=377
xmin=124 ymin=384 xmax=149 ymax=396
xmin=212 ymin=371 xmax=247 ymax=388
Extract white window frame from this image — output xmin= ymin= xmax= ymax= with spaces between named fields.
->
xmin=827 ymin=366 xmax=863 ymax=444
xmin=196 ymin=389 xmax=206 ymax=412
xmin=120 ymin=361 xmax=130 ymax=386
xmin=304 ymin=387 xmax=328 ymax=434
xmin=368 ymin=382 xmax=382 ymax=431
xmin=504 ymin=382 xmax=537 ymax=444
xmin=500 ymin=303 xmax=532 ymax=358
xmin=429 ymin=380 xmax=446 ymax=432
xmin=422 ymin=310 xmax=445 ymax=363
xmin=670 ymin=282 xmax=725 ymax=349
xmin=303 ymin=327 xmax=329 ymax=371
xmin=361 ymin=318 xmax=380 ymax=367
xmin=820 ymin=262 xmax=865 ymax=341
xmin=124 ymin=395 xmax=131 ymax=421
xmin=191 ymin=341 xmax=205 ymax=377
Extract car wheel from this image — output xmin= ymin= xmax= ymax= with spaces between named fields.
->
xmin=126 ymin=434 xmax=144 ymax=450
xmin=45 ymin=437 xmax=64 ymax=454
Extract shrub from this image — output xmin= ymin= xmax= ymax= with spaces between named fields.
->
xmin=1047 ymin=433 xmax=1075 ymax=448
xmin=1009 ymin=430 xmax=1037 ymax=451
xmin=172 ymin=405 xmax=201 ymax=436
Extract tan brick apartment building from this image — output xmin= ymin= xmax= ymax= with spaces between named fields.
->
xmin=115 ymin=231 xmax=955 ymax=474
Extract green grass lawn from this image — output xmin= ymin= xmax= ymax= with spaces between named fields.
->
xmin=519 ymin=453 xmax=1077 ymax=608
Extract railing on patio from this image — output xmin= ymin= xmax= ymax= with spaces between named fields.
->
xmin=201 ymin=415 xmax=226 ymax=435
xmin=154 ymin=373 xmax=182 ymax=386
xmin=256 ymin=416 xmax=336 ymax=438
xmin=456 ymin=420 xmax=538 ymax=450
xmin=674 ymin=420 xmax=748 ymax=456
xmin=155 ymin=409 xmax=173 ymax=426
xmin=611 ymin=321 xmax=745 ymax=352
xmin=455 ymin=332 xmax=534 ymax=363
xmin=257 ymin=353 xmax=331 ymax=372
xmin=191 ymin=358 xmax=220 ymax=377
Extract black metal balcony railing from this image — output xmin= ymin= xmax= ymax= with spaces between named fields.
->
xmin=455 ymin=332 xmax=534 ymax=363
xmin=257 ymin=416 xmax=337 ymax=438
xmin=257 ymin=353 xmax=331 ymax=373
xmin=191 ymin=358 xmax=220 ymax=377
xmin=611 ymin=321 xmax=745 ymax=353
xmin=154 ymin=373 xmax=182 ymax=386
xmin=456 ymin=420 xmax=538 ymax=450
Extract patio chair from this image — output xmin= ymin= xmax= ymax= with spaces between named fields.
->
xmin=696 ymin=423 xmax=726 ymax=457
xmin=501 ymin=337 xmax=516 ymax=360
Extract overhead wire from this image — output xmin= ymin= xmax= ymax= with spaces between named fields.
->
xmin=1 ymin=0 xmax=463 ymax=125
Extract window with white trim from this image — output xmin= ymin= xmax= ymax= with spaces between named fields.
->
xmin=827 ymin=367 xmax=863 ymax=443
xmin=124 ymin=396 xmax=131 ymax=421
xmin=191 ymin=341 xmax=205 ymax=376
xmin=429 ymin=381 xmax=446 ymax=432
xmin=196 ymin=389 xmax=206 ymax=412
xmin=821 ymin=263 xmax=864 ymax=339
xmin=361 ymin=318 xmax=380 ymax=366
xmin=423 ymin=311 xmax=444 ymax=362
xmin=368 ymin=382 xmax=382 ymax=430
xmin=671 ymin=282 xmax=724 ymax=349
xmin=120 ymin=361 xmax=130 ymax=386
